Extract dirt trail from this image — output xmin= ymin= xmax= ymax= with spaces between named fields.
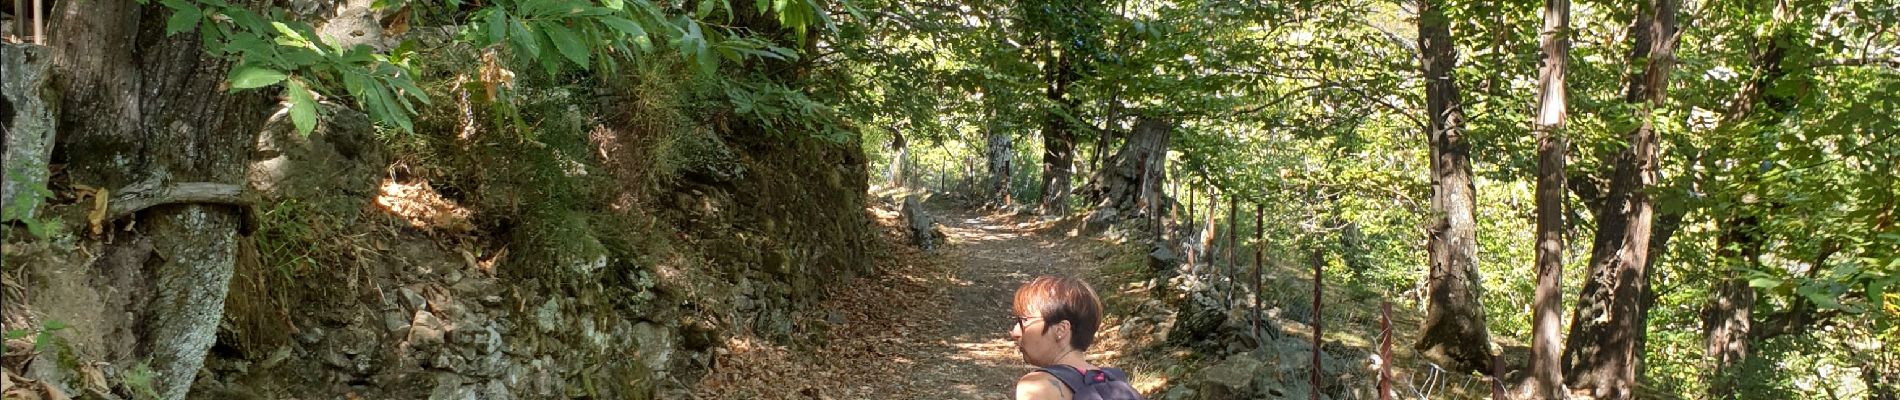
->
xmin=692 ymin=206 xmax=1106 ymax=400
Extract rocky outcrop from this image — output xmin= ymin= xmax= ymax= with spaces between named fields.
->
xmin=900 ymin=195 xmax=942 ymax=251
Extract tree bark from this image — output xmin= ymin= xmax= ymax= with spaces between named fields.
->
xmin=888 ymin=129 xmax=909 ymax=187
xmin=1561 ymin=0 xmax=1679 ymax=396
xmin=1082 ymin=116 xmax=1172 ymax=217
xmin=986 ymin=124 xmax=1014 ymax=207
xmin=1038 ymin=50 xmax=1078 ymax=216
xmin=48 ymin=1 xmax=275 ymax=399
xmin=1413 ymin=0 xmax=1494 ymax=375
xmin=1633 ymin=207 xmax=1682 ymax=380
xmin=1702 ymin=211 xmax=1762 ymax=399
xmin=1530 ymin=0 xmax=1570 ymax=396
xmin=2 ymin=44 xmax=56 ymax=222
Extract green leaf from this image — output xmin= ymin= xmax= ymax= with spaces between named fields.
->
xmin=509 ymin=19 xmax=542 ymax=59
xmin=23 ymin=218 xmax=48 ymax=238
xmin=386 ymin=75 xmax=432 ymax=106
xmin=697 ymin=0 xmax=715 ymax=19
xmin=602 ymin=0 xmax=624 ymax=10
xmin=1870 ymin=274 xmax=1895 ymax=309
xmin=199 ymin=19 xmax=225 ymax=52
xmin=287 ymin=80 xmax=318 ymax=135
xmin=226 ymin=8 xmax=267 ymax=33
xmin=228 ymin=66 xmax=288 ymax=89
xmin=376 ymin=84 xmax=416 ymax=132
xmin=600 ymin=17 xmax=647 ymax=40
xmin=271 ymin=22 xmax=309 ymax=43
xmin=766 ymin=45 xmax=799 ymax=60
xmin=1748 ymin=276 xmax=1782 ymax=289
xmin=163 ymin=0 xmax=203 ymax=36
xmin=42 ymin=320 xmax=67 ymax=331
xmin=1805 ymin=291 xmax=1844 ymax=311
xmin=485 ymin=9 xmax=509 ymax=46
xmin=225 ymin=35 xmax=274 ymax=58
xmin=695 ymin=42 xmax=716 ymax=76
xmin=3 ymin=329 xmax=27 ymax=340
xmin=541 ymin=22 xmax=590 ymax=68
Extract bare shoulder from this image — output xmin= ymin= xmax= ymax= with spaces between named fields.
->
xmin=1014 ymin=371 xmax=1069 ymax=400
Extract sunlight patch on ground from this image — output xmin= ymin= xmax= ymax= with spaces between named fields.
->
xmin=373 ymin=179 xmax=473 ymax=233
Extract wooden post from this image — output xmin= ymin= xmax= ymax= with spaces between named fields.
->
xmin=1311 ymin=245 xmax=1324 ymax=400
xmin=1381 ymin=301 xmax=1393 ymax=400
xmin=1167 ymin=179 xmax=1180 ymax=242
xmin=1187 ymin=183 xmax=1196 ymax=227
xmin=11 ymin=0 xmax=20 ymax=42
xmin=1225 ymin=197 xmax=1238 ymax=304
xmin=1252 ymin=202 xmax=1264 ymax=340
xmin=11 ymin=0 xmax=22 ymax=43
xmin=1199 ymin=190 xmax=1217 ymax=278
xmin=1493 ymin=352 xmax=1507 ymax=400
xmin=30 ymin=0 xmax=40 ymax=44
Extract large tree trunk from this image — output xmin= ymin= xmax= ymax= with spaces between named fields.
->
xmin=1703 ymin=211 xmax=1762 ymax=399
xmin=1561 ymin=0 xmax=1679 ymax=396
xmin=986 ymin=124 xmax=1014 ymax=207
xmin=1083 ymin=116 xmax=1172 ymax=217
xmin=1633 ymin=207 xmax=1683 ymax=380
xmin=1702 ymin=2 xmax=1795 ymax=397
xmin=48 ymin=1 xmax=275 ymax=399
xmin=1038 ymin=51 xmax=1078 ymax=216
xmin=1413 ymin=0 xmax=1494 ymax=375
xmin=888 ymin=130 xmax=909 ymax=187
xmin=1530 ymin=0 xmax=1571 ymax=395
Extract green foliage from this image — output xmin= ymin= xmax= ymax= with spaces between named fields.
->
xmin=153 ymin=0 xmax=430 ymax=134
xmin=152 ymin=0 xmax=836 ymax=139
xmin=2 ymin=319 xmax=68 ymax=353
xmin=122 ymin=361 xmax=163 ymax=400
xmin=1 ymin=169 xmax=59 ymax=239
xmin=842 ymin=0 xmax=1897 ymax=397
xmin=3 ymin=320 xmax=81 ymax=388
xmin=253 ymin=197 xmax=328 ymax=277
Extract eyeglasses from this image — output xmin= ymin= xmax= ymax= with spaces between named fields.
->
xmin=1007 ymin=315 xmax=1042 ymax=331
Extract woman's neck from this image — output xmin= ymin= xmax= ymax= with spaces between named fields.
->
xmin=1048 ymin=349 xmax=1096 ymax=370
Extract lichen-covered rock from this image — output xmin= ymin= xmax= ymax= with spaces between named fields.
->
xmin=1193 ymin=355 xmax=1263 ymax=399
xmin=900 ymin=195 xmax=942 ymax=251
xmin=631 ymin=322 xmax=675 ymax=374
xmin=1169 ymin=281 xmax=1229 ymax=347
xmin=248 ymin=105 xmax=383 ymax=198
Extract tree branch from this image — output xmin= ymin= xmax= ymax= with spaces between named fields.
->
xmin=106 ymin=182 xmax=257 ymax=223
xmin=1811 ymin=57 xmax=1900 ymax=68
xmin=1752 ymin=241 xmax=1844 ymax=341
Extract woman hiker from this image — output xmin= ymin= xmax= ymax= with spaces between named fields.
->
xmin=1009 ymin=275 xmax=1146 ymax=400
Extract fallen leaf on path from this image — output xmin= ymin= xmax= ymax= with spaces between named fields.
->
xmin=75 ymin=185 xmax=108 ymax=236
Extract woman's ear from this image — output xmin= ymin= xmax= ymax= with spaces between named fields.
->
xmin=1053 ymin=320 xmax=1073 ymax=340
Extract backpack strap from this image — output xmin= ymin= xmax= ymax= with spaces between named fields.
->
xmin=1036 ymin=365 xmax=1091 ymax=395
xmin=1037 ymin=366 xmax=1135 ymax=400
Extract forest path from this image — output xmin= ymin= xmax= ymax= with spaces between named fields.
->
xmin=691 ymin=203 xmax=1107 ymax=400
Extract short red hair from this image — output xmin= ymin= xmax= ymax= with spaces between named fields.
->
xmin=1012 ymin=275 xmax=1104 ymax=351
